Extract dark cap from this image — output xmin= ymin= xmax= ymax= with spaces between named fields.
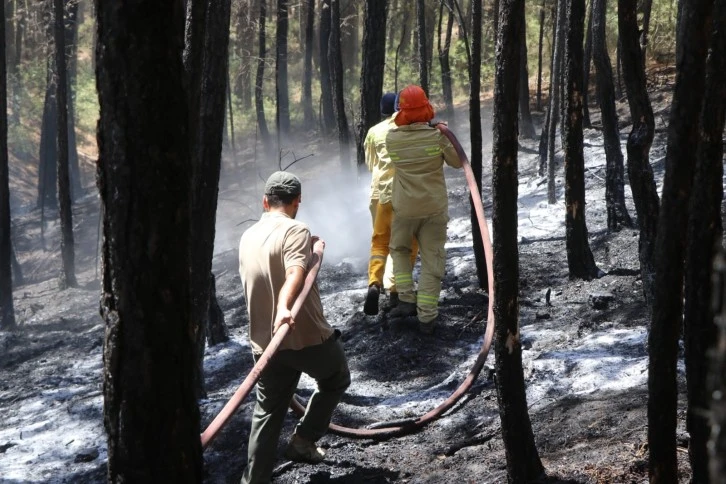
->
xmin=264 ymin=171 xmax=301 ymax=196
xmin=380 ymin=92 xmax=397 ymax=116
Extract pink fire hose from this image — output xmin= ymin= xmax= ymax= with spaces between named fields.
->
xmin=288 ymin=124 xmax=495 ymax=439
xmin=200 ymin=239 xmax=326 ymax=449
xmin=202 ymin=124 xmax=495 ymax=446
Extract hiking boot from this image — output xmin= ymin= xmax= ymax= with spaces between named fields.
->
xmin=418 ymin=318 xmax=435 ymax=335
xmin=363 ymin=285 xmax=380 ymax=315
xmin=388 ymin=292 xmax=399 ymax=308
xmin=284 ymin=434 xmax=325 ymax=464
xmin=389 ymin=301 xmax=416 ymax=319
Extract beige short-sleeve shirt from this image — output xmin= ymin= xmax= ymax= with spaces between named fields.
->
xmin=239 ymin=212 xmax=333 ymax=354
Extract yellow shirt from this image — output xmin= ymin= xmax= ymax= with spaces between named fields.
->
xmin=239 ymin=212 xmax=333 ymax=354
xmin=364 ymin=117 xmax=396 ymax=204
xmin=385 ymin=123 xmax=462 ymax=218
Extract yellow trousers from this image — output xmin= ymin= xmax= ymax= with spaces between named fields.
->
xmin=390 ymin=211 xmax=448 ymax=323
xmin=368 ymin=199 xmax=418 ymax=292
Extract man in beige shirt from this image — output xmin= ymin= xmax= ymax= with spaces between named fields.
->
xmin=238 ymin=171 xmax=350 ymax=483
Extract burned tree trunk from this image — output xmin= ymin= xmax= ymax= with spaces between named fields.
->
xmin=563 ymin=0 xmax=600 ymax=280
xmin=254 ymin=0 xmax=270 ymax=150
xmin=582 ymin=0 xmax=593 ymax=128
xmin=302 ymin=0 xmax=314 ymax=125
xmin=547 ymin=0 xmax=566 ymax=204
xmin=329 ymin=0 xmax=350 ymax=167
xmin=96 ymin=0 xmax=202 ymax=480
xmin=416 ymin=0 xmax=429 ymax=95
xmin=538 ymin=4 xmax=556 ymax=176
xmin=684 ymin=0 xmax=726 ymax=479
xmin=492 ymin=0 xmax=546 ymax=479
xmin=536 ymin=0 xmax=544 ymax=110
xmin=470 ymin=0 xmax=487 ymax=290
xmin=711 ymin=250 xmax=726 ymax=484
xmin=357 ymin=0 xmax=387 ymax=168
xmin=438 ymin=0 xmax=455 ymax=121
xmin=319 ymin=0 xmax=336 ymax=136
xmin=648 ymin=0 xmax=714 ymax=479
xmin=275 ymin=0 xmax=290 ymax=139
xmin=54 ymin=0 xmax=75 ymax=289
xmin=618 ymin=0 xmax=659 ymax=303
xmin=518 ymin=16 xmax=535 ymax=139
xmin=592 ymin=0 xmax=632 ymax=231
xmin=0 ymin=0 xmax=14 ymax=331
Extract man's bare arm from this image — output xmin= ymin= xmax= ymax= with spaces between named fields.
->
xmin=273 ymin=265 xmax=305 ymax=334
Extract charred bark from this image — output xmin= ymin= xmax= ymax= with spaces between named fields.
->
xmin=536 ymin=0 xmax=544 ymax=110
xmin=618 ymin=0 xmax=658 ymax=303
xmin=329 ymin=0 xmax=350 ymax=167
xmin=254 ymin=0 xmax=271 ymax=150
xmin=648 ymin=0 xmax=714 ymax=479
xmin=54 ymin=0 xmax=75 ymax=289
xmin=592 ymin=0 xmax=632 ymax=231
xmin=582 ymin=0 xmax=593 ymax=128
xmin=711 ymin=250 xmax=726 ymax=484
xmin=302 ymin=0 xmax=314 ymax=125
xmin=547 ymin=0 xmax=566 ymax=204
xmin=538 ymin=4 xmax=556 ymax=176
xmin=684 ymin=0 xmax=726 ymax=478
xmin=0 ymin=0 xmax=14 ymax=331
xmin=470 ymin=0 xmax=487 ymax=289
xmin=416 ymin=0 xmax=429 ymax=95
xmin=357 ymin=0 xmax=387 ymax=168
xmin=438 ymin=0 xmax=455 ymax=121
xmin=518 ymin=17 xmax=535 ymax=139
xmin=563 ymin=0 xmax=600 ymax=280
xmin=95 ymin=0 xmax=202 ymax=480
xmin=492 ymin=0 xmax=546 ymax=479
xmin=275 ymin=0 xmax=289 ymax=139
xmin=319 ymin=0 xmax=335 ymax=136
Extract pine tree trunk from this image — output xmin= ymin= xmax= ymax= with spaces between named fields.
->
xmin=416 ymin=0 xmax=428 ymax=95
xmin=0 ymin=0 xmax=14 ymax=331
xmin=329 ymin=0 xmax=350 ymax=167
xmin=684 ymin=0 xmax=726 ymax=478
xmin=563 ymin=0 xmax=600 ymax=280
xmin=493 ymin=0 xmax=545 ymax=478
xmin=96 ymin=1 xmax=202 ymax=480
xmin=255 ymin=0 xmax=270 ymax=149
xmin=537 ymin=4 xmax=556 ymax=176
xmin=302 ymin=0 xmax=314 ymax=125
xmin=275 ymin=0 xmax=289 ymax=139
xmin=319 ymin=0 xmax=335 ymax=136
xmin=470 ymin=0 xmax=487 ymax=289
xmin=38 ymin=65 xmax=58 ymax=211
xmin=640 ymin=0 xmax=654 ymax=56
xmin=54 ymin=0 xmax=75 ymax=289
xmin=536 ymin=0 xmax=544 ymax=110
xmin=582 ymin=0 xmax=593 ymax=128
xmin=518 ymin=19 xmax=535 ymax=139
xmin=592 ymin=0 xmax=632 ymax=231
xmin=648 ymin=0 xmax=714 ymax=479
xmin=64 ymin=0 xmax=81 ymax=200
xmin=547 ymin=0 xmax=565 ymax=204
xmin=438 ymin=0 xmax=455 ymax=121
xmin=618 ymin=0 xmax=658 ymax=304
xmin=711 ymin=249 xmax=726 ymax=484
xmin=357 ymin=0 xmax=387 ymax=168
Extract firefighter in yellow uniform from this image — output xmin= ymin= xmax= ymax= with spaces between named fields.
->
xmin=363 ymin=93 xmax=418 ymax=315
xmin=386 ymin=85 xmax=462 ymax=333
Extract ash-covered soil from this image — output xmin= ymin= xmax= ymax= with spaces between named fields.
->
xmin=0 ymin=82 xmax=695 ymax=483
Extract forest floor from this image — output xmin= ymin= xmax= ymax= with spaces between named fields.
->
xmin=0 ymin=73 xmax=697 ymax=483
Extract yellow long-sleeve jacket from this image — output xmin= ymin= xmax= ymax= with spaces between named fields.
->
xmin=385 ymin=123 xmax=462 ymax=218
xmin=364 ymin=117 xmax=396 ymax=204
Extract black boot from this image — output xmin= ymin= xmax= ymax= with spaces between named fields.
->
xmin=364 ymin=285 xmax=380 ymax=315
xmin=389 ymin=301 xmax=416 ymax=319
xmin=388 ymin=292 xmax=399 ymax=308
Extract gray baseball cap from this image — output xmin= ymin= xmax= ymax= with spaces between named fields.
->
xmin=264 ymin=171 xmax=301 ymax=196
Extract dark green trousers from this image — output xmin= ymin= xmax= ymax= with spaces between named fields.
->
xmin=241 ymin=332 xmax=350 ymax=484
